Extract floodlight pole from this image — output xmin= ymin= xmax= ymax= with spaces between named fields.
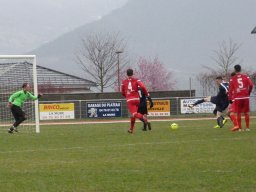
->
xmin=251 ymin=26 xmax=256 ymax=34
xmin=116 ymin=51 xmax=123 ymax=92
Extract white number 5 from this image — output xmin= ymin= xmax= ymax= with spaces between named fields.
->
xmin=237 ymin=78 xmax=243 ymax=88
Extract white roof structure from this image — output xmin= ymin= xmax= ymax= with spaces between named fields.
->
xmin=0 ymin=62 xmax=97 ymax=93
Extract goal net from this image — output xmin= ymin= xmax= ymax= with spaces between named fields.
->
xmin=0 ymin=55 xmax=40 ymax=133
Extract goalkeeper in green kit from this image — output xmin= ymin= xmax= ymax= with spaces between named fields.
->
xmin=8 ymin=83 xmax=42 ymax=133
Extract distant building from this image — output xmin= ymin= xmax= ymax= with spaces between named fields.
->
xmin=0 ymin=62 xmax=97 ymax=94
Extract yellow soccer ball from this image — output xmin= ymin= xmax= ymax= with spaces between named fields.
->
xmin=170 ymin=123 xmax=179 ymax=130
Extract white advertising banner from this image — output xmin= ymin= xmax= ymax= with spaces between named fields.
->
xmin=180 ymin=99 xmax=216 ymax=114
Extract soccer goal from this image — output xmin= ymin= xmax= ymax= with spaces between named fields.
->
xmin=0 ymin=55 xmax=40 ymax=133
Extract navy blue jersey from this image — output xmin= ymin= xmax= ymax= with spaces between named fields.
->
xmin=138 ymin=87 xmax=147 ymax=104
xmin=216 ymin=82 xmax=229 ymax=102
xmin=138 ymin=87 xmax=148 ymax=114
xmin=210 ymin=81 xmax=229 ymax=112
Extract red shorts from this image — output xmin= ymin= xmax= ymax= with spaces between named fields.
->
xmin=127 ymin=99 xmax=140 ymax=115
xmin=233 ymin=99 xmax=250 ymax=113
xmin=228 ymin=103 xmax=235 ymax=113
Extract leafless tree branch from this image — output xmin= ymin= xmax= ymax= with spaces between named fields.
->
xmin=75 ymin=32 xmax=129 ymax=92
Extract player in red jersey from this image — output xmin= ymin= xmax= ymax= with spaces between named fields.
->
xmin=121 ymin=69 xmax=149 ymax=133
xmin=228 ymin=65 xmax=253 ymax=132
xmin=226 ymin=72 xmax=242 ymax=129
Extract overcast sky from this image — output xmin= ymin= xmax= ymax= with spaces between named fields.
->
xmin=0 ymin=0 xmax=128 ymax=53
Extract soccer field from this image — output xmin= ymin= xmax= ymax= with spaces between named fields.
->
xmin=1 ymin=119 xmax=256 ymax=192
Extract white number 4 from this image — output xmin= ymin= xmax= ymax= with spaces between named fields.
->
xmin=128 ymin=82 xmax=133 ymax=91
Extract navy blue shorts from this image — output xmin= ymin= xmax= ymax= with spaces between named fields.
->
xmin=211 ymin=96 xmax=229 ymax=114
xmin=138 ymin=101 xmax=148 ymax=115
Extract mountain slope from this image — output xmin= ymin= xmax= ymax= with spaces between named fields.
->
xmin=30 ymin=0 xmax=256 ymax=89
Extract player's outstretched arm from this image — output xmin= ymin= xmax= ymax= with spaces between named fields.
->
xmin=28 ymin=92 xmax=43 ymax=100
xmin=147 ymin=96 xmax=154 ymax=108
xmin=38 ymin=93 xmax=43 ymax=98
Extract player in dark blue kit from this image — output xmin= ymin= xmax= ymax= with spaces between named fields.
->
xmin=189 ymin=76 xmax=229 ymax=128
xmin=138 ymin=87 xmax=154 ymax=131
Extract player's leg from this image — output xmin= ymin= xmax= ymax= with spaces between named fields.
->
xmin=188 ymin=96 xmax=210 ymax=108
xmin=133 ymin=100 xmax=148 ymax=128
xmin=214 ymin=100 xmax=229 ymax=129
xmin=237 ymin=113 xmax=242 ymax=130
xmin=213 ymin=103 xmax=226 ymax=128
xmin=230 ymin=113 xmax=239 ymax=131
xmin=8 ymin=105 xmax=20 ymax=133
xmin=215 ymin=110 xmax=225 ymax=128
xmin=9 ymin=105 xmax=26 ymax=133
xmin=227 ymin=103 xmax=235 ymax=124
xmin=213 ymin=108 xmax=221 ymax=128
xmin=13 ymin=106 xmax=26 ymax=131
xmin=243 ymin=99 xmax=250 ymax=131
xmin=220 ymin=101 xmax=229 ymax=128
xmin=230 ymin=100 xmax=239 ymax=131
xmin=216 ymin=112 xmax=223 ymax=128
xmin=138 ymin=102 xmax=148 ymax=131
xmin=8 ymin=106 xmax=19 ymax=133
xmin=142 ymin=105 xmax=151 ymax=131
xmin=245 ymin=112 xmax=250 ymax=131
xmin=129 ymin=117 xmax=136 ymax=133
xmin=127 ymin=100 xmax=148 ymax=133
xmin=145 ymin=114 xmax=152 ymax=131
xmin=127 ymin=101 xmax=137 ymax=133
xmin=135 ymin=112 xmax=148 ymax=131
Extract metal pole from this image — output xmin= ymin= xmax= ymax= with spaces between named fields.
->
xmin=251 ymin=26 xmax=256 ymax=34
xmin=116 ymin=51 xmax=123 ymax=92
xmin=189 ymin=77 xmax=192 ymax=97
xmin=117 ymin=54 xmax=120 ymax=91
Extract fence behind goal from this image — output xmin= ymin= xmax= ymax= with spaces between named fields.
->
xmin=36 ymin=96 xmax=256 ymax=121
xmin=0 ymin=55 xmax=39 ymax=133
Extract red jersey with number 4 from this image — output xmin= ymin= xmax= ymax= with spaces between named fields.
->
xmin=228 ymin=73 xmax=253 ymax=100
xmin=121 ymin=77 xmax=149 ymax=102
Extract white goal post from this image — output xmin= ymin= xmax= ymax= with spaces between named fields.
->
xmin=0 ymin=55 xmax=40 ymax=133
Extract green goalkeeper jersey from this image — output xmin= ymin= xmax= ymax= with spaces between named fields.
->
xmin=8 ymin=90 xmax=38 ymax=107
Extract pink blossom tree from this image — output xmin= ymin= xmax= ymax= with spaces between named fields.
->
xmin=135 ymin=57 xmax=176 ymax=91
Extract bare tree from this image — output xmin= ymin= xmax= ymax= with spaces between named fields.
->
xmin=210 ymin=39 xmax=242 ymax=78
xmin=196 ymin=72 xmax=219 ymax=96
xmin=75 ymin=32 xmax=128 ymax=92
xmin=197 ymin=39 xmax=242 ymax=95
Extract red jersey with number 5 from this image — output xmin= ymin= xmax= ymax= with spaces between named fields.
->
xmin=228 ymin=73 xmax=253 ymax=100
xmin=121 ymin=77 xmax=149 ymax=102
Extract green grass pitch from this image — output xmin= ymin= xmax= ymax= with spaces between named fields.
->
xmin=0 ymin=118 xmax=256 ymax=192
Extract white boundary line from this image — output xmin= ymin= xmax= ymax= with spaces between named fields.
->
xmin=1 ymin=116 xmax=255 ymax=127
xmin=0 ymin=137 xmax=243 ymax=154
xmin=0 ymin=117 xmax=215 ymax=127
xmin=39 ymin=117 xmax=217 ymax=126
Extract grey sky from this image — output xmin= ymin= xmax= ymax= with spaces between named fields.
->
xmin=1 ymin=0 xmax=255 ymax=92
xmin=0 ymin=0 xmax=128 ymax=53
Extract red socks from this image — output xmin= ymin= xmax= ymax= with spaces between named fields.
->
xmin=245 ymin=113 xmax=250 ymax=129
xmin=130 ymin=117 xmax=136 ymax=131
xmin=237 ymin=113 xmax=242 ymax=128
xmin=230 ymin=114 xmax=238 ymax=127
xmin=134 ymin=112 xmax=147 ymax=123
